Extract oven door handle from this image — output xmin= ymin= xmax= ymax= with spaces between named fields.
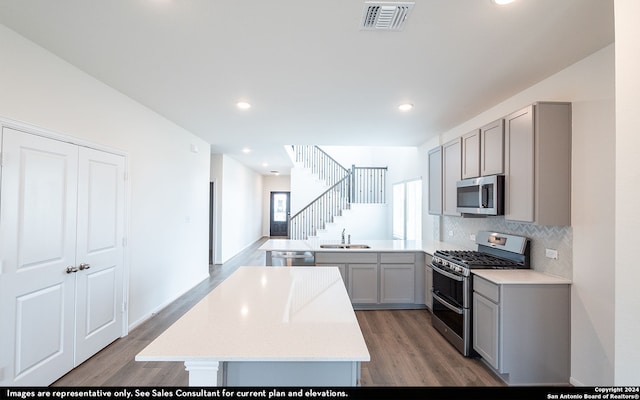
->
xmin=432 ymin=291 xmax=464 ymax=315
xmin=431 ymin=264 xmax=464 ymax=282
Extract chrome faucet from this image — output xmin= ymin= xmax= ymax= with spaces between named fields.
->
xmin=341 ymin=229 xmax=346 ymax=244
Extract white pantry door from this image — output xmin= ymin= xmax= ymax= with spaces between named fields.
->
xmin=0 ymin=127 xmax=126 ymax=385
xmin=0 ymin=128 xmax=78 ymax=385
xmin=74 ymin=147 xmax=125 ymax=365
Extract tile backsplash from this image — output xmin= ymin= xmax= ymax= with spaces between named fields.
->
xmin=439 ymin=216 xmax=572 ymax=280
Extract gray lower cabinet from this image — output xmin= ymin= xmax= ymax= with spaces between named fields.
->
xmin=349 ymin=264 xmax=379 ymax=304
xmin=315 ymin=251 xmax=425 ymax=309
xmin=315 ymin=252 xmax=378 ymax=305
xmin=326 ymin=264 xmax=347 ymax=287
xmin=380 ymin=252 xmax=416 ymax=304
xmin=380 ymin=264 xmax=414 ymax=303
xmin=472 ymin=276 xmax=570 ymax=385
xmin=472 ymin=286 xmax=500 ymax=369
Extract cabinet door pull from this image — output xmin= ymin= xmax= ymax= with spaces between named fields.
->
xmin=65 ymin=266 xmax=79 ymax=274
xmin=78 ymin=263 xmax=91 ymax=271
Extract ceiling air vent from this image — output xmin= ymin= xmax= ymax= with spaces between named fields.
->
xmin=360 ymin=2 xmax=415 ymax=31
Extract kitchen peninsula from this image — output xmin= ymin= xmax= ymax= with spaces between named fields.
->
xmin=258 ymin=238 xmax=456 ymax=255
xmin=135 ymin=266 xmax=369 ymax=386
xmin=259 ymin=239 xmax=460 ymax=310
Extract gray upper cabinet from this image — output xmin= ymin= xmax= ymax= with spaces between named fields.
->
xmin=442 ymin=138 xmax=461 ymax=216
xmin=480 ymin=119 xmax=505 ymax=176
xmin=462 ymin=120 xmax=504 ymax=179
xmin=461 ymin=129 xmax=480 ymax=179
xmin=427 ymin=146 xmax=443 ymax=215
xmin=504 ymin=102 xmax=571 ymax=225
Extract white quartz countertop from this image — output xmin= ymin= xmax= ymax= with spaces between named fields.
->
xmin=258 ymin=239 xmax=468 ymax=255
xmin=472 ymin=269 xmax=572 ymax=285
xmin=136 ymin=266 xmax=370 ymax=362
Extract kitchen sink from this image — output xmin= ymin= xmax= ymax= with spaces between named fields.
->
xmin=319 ymin=244 xmax=370 ymax=249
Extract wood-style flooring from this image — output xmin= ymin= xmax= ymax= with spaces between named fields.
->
xmin=53 ymin=238 xmax=504 ymax=387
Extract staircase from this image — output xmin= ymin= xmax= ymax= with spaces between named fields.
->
xmin=289 ymin=145 xmax=387 ymax=240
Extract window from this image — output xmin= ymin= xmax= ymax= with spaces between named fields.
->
xmin=392 ymin=179 xmax=422 ymax=240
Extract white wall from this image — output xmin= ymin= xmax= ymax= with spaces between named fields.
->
xmin=0 ymin=24 xmax=211 ymax=329
xmin=289 ymin=146 xmax=420 ymax=240
xmin=421 ymin=44 xmax=616 ymax=385
xmin=290 ymin=166 xmax=327 ymax=215
xmin=320 ymin=145 xmax=422 ymax=231
xmin=315 ymin=204 xmax=390 ymax=240
xmin=215 ymin=155 xmax=264 ymax=263
xmin=321 ymin=145 xmax=421 ymax=184
xmin=262 ymin=174 xmax=291 ymax=236
xmin=614 ymin=0 xmax=640 ymax=385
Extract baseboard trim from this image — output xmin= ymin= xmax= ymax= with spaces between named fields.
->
xmin=127 ymin=272 xmax=210 ymax=332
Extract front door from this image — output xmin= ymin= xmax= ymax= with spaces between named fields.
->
xmin=269 ymin=192 xmax=290 ymax=237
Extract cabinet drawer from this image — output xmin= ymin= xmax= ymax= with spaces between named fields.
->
xmin=474 ymin=276 xmax=500 ymax=303
xmin=380 ymin=252 xmax=415 ymax=264
xmin=315 ymin=252 xmax=378 ymax=264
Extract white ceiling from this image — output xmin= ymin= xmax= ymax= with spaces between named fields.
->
xmin=0 ymin=0 xmax=614 ymax=175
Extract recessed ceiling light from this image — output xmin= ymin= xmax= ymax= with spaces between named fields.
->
xmin=262 ymin=162 xmax=269 ymax=167
xmin=236 ymin=101 xmax=251 ymax=110
xmin=491 ymin=0 xmax=515 ymax=5
xmin=398 ymin=103 xmax=414 ymax=112
xmin=242 ymin=147 xmax=251 ymax=154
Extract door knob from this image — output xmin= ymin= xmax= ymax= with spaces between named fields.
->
xmin=65 ymin=266 xmax=79 ymax=274
xmin=79 ymin=263 xmax=91 ymax=271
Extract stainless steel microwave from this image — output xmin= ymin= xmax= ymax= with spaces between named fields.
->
xmin=456 ymin=175 xmax=504 ymax=216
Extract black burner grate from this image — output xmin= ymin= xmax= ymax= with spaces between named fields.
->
xmin=434 ymin=250 xmax=522 ymax=269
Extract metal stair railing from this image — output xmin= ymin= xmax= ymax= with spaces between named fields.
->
xmin=288 ymin=173 xmax=351 ymax=240
xmin=289 ymin=146 xmax=388 ymax=240
xmin=293 ymin=145 xmax=350 ymax=187
xmin=351 ymin=165 xmax=388 ymax=204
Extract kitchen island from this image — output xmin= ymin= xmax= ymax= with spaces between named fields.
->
xmin=135 ymin=266 xmax=370 ymax=386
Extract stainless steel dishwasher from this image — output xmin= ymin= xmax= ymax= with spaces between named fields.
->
xmin=266 ymin=251 xmax=315 ymax=266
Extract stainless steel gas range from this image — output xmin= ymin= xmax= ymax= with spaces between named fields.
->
xmin=430 ymin=231 xmax=531 ymax=357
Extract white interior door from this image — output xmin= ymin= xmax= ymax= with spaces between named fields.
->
xmin=0 ymin=128 xmax=78 ymax=386
xmin=74 ymin=147 xmax=125 ymax=365
xmin=1 ymin=127 xmax=127 ymax=385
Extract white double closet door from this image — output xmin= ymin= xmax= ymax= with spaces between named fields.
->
xmin=0 ymin=127 xmax=126 ymax=386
